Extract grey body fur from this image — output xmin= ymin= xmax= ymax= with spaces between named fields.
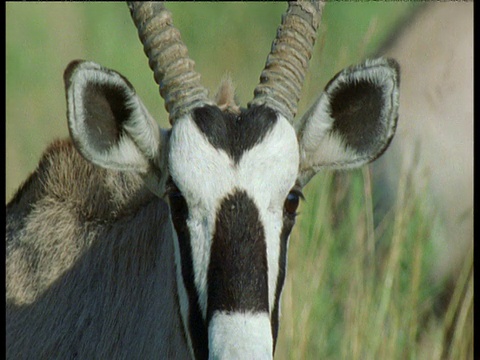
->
xmin=6 ymin=140 xmax=190 ymax=358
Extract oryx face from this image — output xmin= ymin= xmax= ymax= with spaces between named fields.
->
xmin=168 ymin=106 xmax=300 ymax=357
xmin=65 ymin=2 xmax=399 ymax=359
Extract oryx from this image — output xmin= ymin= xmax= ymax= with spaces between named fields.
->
xmin=6 ymin=2 xmax=399 ymax=358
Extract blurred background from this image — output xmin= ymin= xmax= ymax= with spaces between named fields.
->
xmin=8 ymin=2 xmax=471 ymax=359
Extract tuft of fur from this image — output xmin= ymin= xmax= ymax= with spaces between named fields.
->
xmin=214 ymin=74 xmax=240 ymax=114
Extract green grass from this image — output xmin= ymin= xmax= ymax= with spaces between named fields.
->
xmin=283 ymin=171 xmax=411 ymax=358
xmin=6 ymin=2 xmax=471 ymax=359
xmin=277 ymin=167 xmax=472 ymax=359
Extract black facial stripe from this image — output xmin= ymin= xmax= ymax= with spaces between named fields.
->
xmin=271 ymin=213 xmax=296 ymax=352
xmin=192 ymin=104 xmax=278 ymax=163
xmin=167 ymin=187 xmax=209 ymax=360
xmin=207 ymin=190 xmax=269 ymax=323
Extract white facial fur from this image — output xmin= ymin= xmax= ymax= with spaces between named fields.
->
xmin=209 ymin=312 xmax=273 ymax=359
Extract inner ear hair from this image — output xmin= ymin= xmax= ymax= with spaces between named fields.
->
xmin=325 ymin=58 xmax=399 ymax=157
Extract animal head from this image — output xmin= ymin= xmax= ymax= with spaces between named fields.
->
xmin=64 ymin=2 xmax=399 ymax=358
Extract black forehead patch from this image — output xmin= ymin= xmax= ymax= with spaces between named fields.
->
xmin=207 ymin=190 xmax=269 ymax=323
xmin=192 ymin=105 xmax=278 ymax=163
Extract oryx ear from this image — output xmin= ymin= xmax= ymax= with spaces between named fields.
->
xmin=296 ymin=58 xmax=399 ymax=187
xmin=64 ymin=60 xmax=168 ymax=196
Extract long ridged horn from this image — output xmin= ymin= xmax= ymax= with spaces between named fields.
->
xmin=128 ymin=2 xmax=213 ymax=124
xmin=249 ymin=1 xmax=324 ymax=122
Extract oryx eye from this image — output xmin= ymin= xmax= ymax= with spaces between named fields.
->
xmin=284 ymin=190 xmax=303 ymax=216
